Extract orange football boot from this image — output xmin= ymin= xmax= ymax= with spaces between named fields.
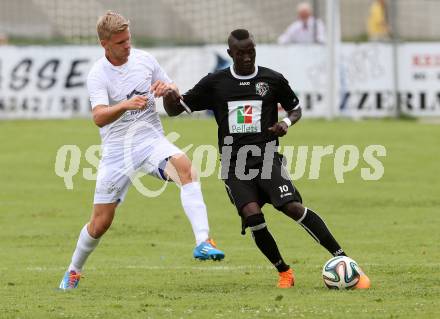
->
xmin=355 ymin=268 xmax=371 ymax=289
xmin=278 ymin=268 xmax=295 ymax=288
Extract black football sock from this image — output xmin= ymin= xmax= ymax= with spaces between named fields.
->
xmin=246 ymin=214 xmax=290 ymax=272
xmin=298 ymin=208 xmax=347 ymax=257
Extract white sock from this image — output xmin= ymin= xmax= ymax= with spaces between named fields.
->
xmin=180 ymin=182 xmax=210 ymax=246
xmin=68 ymin=224 xmax=100 ymax=273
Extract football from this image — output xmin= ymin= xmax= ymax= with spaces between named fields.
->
xmin=322 ymin=256 xmax=361 ymax=289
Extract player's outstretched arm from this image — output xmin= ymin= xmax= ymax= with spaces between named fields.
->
xmin=92 ymin=95 xmax=148 ymax=127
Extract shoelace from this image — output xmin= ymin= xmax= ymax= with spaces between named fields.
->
xmin=206 ymin=238 xmax=217 ymax=247
xmin=68 ymin=272 xmax=81 ymax=288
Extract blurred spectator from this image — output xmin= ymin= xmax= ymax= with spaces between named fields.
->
xmin=0 ymin=33 xmax=8 ymax=45
xmin=367 ymin=0 xmax=391 ymax=41
xmin=277 ymin=2 xmax=325 ymax=44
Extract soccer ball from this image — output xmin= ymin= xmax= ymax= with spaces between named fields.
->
xmin=322 ymin=256 xmax=361 ymax=289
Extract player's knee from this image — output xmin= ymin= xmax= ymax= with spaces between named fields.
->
xmin=179 ymin=165 xmax=193 ymax=184
xmin=170 ymin=155 xmax=194 ymax=184
xmin=88 ymin=221 xmax=109 ymax=238
xmin=241 ymin=202 xmax=262 ymax=217
xmin=279 ymin=201 xmax=305 ymax=221
xmin=89 ymin=207 xmax=115 ymax=238
xmin=244 ymin=213 xmax=267 ymax=231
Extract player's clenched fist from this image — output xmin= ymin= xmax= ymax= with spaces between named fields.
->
xmin=163 ymin=87 xmax=182 ymax=101
xmin=151 ymin=80 xmax=177 ymax=98
xmin=123 ymin=95 xmax=148 ymax=110
xmin=268 ymin=121 xmax=289 ymax=137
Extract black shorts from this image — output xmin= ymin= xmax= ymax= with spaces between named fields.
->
xmin=224 ymin=153 xmax=302 ymax=213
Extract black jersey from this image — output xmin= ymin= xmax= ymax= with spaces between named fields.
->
xmin=182 ymin=66 xmax=299 ymax=153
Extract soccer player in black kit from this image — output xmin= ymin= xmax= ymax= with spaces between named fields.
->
xmin=161 ymin=29 xmax=370 ymax=289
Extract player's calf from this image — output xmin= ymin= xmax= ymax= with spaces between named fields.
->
xmin=280 ymin=202 xmax=346 ymax=257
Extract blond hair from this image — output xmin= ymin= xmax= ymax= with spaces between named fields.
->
xmin=97 ymin=11 xmax=129 ymax=41
xmin=297 ymin=2 xmax=312 ymax=14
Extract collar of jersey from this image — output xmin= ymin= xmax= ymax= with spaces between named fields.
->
xmin=229 ymin=65 xmax=258 ymax=80
xmin=104 ymin=55 xmax=130 ymax=72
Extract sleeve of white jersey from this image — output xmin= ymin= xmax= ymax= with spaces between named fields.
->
xmin=149 ymin=53 xmax=172 ymax=84
xmin=87 ymin=71 xmax=109 ymax=109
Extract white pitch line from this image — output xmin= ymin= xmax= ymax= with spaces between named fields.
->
xmin=23 ymin=265 xmax=272 ymax=272
xmin=19 ymin=263 xmax=440 ymax=272
xmin=124 ymin=265 xmax=271 ymax=271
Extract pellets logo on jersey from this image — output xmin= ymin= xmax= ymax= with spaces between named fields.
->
xmin=255 ymin=82 xmax=269 ymax=97
xmin=228 ymin=100 xmax=262 ymax=134
xmin=237 ymin=105 xmax=253 ymax=124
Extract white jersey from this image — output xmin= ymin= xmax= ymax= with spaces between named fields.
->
xmin=277 ymin=17 xmax=326 ymax=44
xmin=87 ymin=48 xmax=171 ymax=148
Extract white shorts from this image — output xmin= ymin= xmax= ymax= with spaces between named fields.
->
xmin=94 ymin=137 xmax=183 ymax=204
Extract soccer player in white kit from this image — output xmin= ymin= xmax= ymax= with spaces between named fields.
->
xmin=59 ymin=11 xmax=224 ymax=290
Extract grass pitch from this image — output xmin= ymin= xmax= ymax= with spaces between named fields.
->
xmin=0 ymin=118 xmax=439 ymax=318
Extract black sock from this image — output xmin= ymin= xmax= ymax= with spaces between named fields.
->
xmin=298 ymin=208 xmax=346 ymax=257
xmin=247 ymin=214 xmax=290 ymax=272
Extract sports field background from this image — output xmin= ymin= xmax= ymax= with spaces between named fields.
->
xmin=0 ymin=118 xmax=439 ymax=318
